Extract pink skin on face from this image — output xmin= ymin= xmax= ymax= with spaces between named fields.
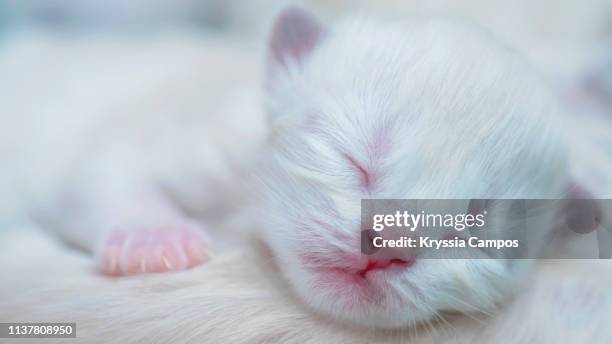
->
xmin=299 ymin=232 xmax=417 ymax=304
xmin=305 ymin=254 xmax=417 ymax=310
xmin=96 ymin=225 xmax=209 ymax=276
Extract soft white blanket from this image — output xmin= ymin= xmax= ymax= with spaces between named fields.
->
xmin=1 ymin=227 xmax=611 ymax=344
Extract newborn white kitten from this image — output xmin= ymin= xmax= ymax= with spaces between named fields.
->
xmin=256 ymin=8 xmax=570 ymax=327
xmin=38 ymin=6 xmax=574 ymax=328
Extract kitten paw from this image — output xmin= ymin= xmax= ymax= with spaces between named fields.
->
xmin=96 ymin=225 xmax=210 ymax=276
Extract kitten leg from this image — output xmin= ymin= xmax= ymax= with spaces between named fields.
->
xmin=88 ymin=187 xmax=212 ymax=276
xmin=96 ymin=222 xmax=210 ymax=276
xmin=38 ymin=173 xmax=212 ymax=276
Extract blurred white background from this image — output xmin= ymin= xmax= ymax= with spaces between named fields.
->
xmin=1 ymin=0 xmax=611 ymax=229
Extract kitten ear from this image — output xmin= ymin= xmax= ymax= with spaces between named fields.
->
xmin=268 ymin=6 xmax=323 ymax=70
xmin=564 ymin=181 xmax=601 ymax=234
xmin=543 ymin=180 xmax=610 ymax=259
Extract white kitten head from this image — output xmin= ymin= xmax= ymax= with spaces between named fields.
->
xmin=259 ymin=7 xmax=568 ymax=327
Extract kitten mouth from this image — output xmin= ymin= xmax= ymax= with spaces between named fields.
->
xmin=306 ymin=257 xmax=420 ymax=319
xmin=300 ymin=249 xmax=416 ymax=286
xmin=311 ymin=257 xmax=415 ymax=281
xmin=357 ymin=258 xmax=415 ymax=278
xmin=302 ymin=251 xmax=416 ymax=281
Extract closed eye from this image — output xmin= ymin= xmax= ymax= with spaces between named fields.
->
xmin=343 ymin=153 xmax=372 ymax=189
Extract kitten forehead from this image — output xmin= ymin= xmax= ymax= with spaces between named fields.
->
xmin=304 ymin=18 xmax=565 ymax=195
xmin=267 ymin=15 xmax=568 ymax=199
xmin=307 ymin=17 xmax=546 ymax=123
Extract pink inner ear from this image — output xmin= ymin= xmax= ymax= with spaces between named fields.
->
xmin=567 ymin=181 xmax=593 ymax=199
xmin=269 ymin=6 xmax=322 ymax=67
xmin=565 ymin=181 xmax=601 ymax=234
xmin=344 ymin=154 xmax=372 ymax=189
